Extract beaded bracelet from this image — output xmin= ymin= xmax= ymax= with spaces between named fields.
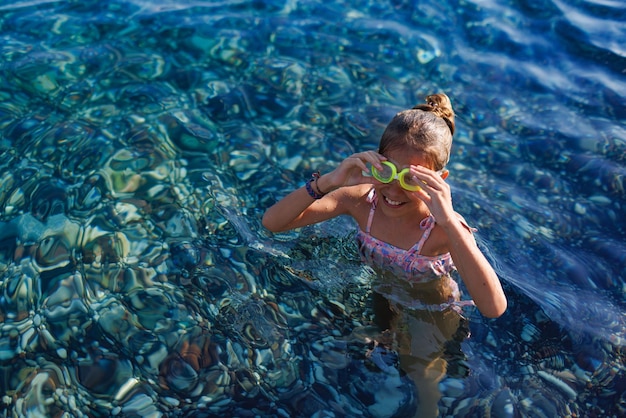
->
xmin=305 ymin=171 xmax=327 ymax=199
xmin=312 ymin=171 xmax=326 ymax=195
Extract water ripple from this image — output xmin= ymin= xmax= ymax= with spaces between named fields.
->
xmin=0 ymin=0 xmax=624 ymax=416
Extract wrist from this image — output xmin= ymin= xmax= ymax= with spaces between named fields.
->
xmin=306 ymin=171 xmax=334 ymax=199
xmin=316 ymin=173 xmax=336 ymax=194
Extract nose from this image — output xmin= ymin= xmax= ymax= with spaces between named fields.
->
xmin=386 ymin=179 xmax=405 ymax=194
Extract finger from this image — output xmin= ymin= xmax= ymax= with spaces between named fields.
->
xmin=409 ymin=171 xmax=450 ymax=202
xmin=344 ymin=154 xmax=369 ymax=172
xmin=352 ymin=156 xmax=370 ymax=172
xmin=407 ymin=186 xmax=430 ymax=202
xmin=409 ymin=189 xmax=435 ymax=212
xmin=361 ymin=151 xmax=386 ymax=170
xmin=410 ymin=166 xmax=446 ymax=190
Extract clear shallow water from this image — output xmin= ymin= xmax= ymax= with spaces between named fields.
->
xmin=0 ymin=0 xmax=624 ymax=416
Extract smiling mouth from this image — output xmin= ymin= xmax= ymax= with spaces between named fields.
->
xmin=383 ymin=195 xmax=404 ymax=206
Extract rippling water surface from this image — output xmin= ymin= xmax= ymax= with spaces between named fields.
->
xmin=0 ymin=0 xmax=624 ymax=416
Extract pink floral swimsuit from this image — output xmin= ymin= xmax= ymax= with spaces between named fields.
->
xmin=356 ymin=189 xmax=454 ymax=282
xmin=356 ymin=189 xmax=475 ymax=312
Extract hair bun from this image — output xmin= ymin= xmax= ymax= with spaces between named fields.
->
xmin=412 ymin=93 xmax=455 ymax=135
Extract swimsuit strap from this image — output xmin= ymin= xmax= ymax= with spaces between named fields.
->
xmin=415 ymin=215 xmax=436 ymax=253
xmin=365 ymin=188 xmax=377 ymax=234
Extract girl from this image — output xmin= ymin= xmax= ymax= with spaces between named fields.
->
xmin=263 ymin=93 xmax=507 ymax=416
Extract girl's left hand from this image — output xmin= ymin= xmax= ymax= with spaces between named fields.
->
xmin=407 ymin=166 xmax=456 ymax=226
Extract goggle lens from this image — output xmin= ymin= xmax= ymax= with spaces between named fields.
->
xmin=371 ymin=161 xmax=395 ymax=183
xmin=400 ymin=174 xmax=422 ymax=190
xmin=370 ymin=161 xmax=422 ymax=191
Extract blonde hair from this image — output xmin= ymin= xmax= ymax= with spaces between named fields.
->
xmin=378 ymin=93 xmax=455 ymax=171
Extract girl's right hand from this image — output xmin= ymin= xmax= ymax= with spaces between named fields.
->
xmin=322 ymin=151 xmax=387 ymax=191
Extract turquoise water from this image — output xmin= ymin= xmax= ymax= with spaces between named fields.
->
xmin=0 ymin=0 xmax=624 ymax=416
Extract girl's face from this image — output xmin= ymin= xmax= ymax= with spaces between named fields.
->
xmin=375 ymin=148 xmax=432 ymax=214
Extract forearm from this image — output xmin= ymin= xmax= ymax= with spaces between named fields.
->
xmin=443 ymin=222 xmax=507 ymax=318
xmin=262 ymin=173 xmax=341 ymax=232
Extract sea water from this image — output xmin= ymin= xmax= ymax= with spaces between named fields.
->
xmin=0 ymin=0 xmax=624 ymax=416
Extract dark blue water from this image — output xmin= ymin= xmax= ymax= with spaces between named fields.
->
xmin=0 ymin=0 xmax=624 ymax=416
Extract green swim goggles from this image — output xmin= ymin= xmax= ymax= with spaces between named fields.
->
xmin=363 ymin=160 xmax=423 ymax=191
